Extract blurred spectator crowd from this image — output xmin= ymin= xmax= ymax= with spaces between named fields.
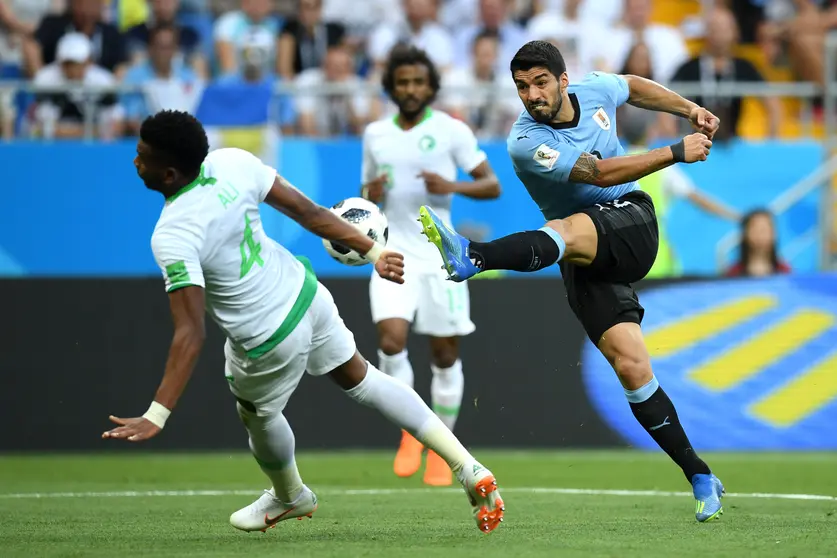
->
xmin=0 ymin=0 xmax=834 ymax=142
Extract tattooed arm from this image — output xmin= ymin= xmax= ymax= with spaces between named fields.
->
xmin=568 ymin=149 xmax=676 ymax=188
xmin=567 ymin=132 xmax=713 ymax=188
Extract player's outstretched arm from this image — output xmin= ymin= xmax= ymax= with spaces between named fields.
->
xmin=264 ymin=175 xmax=405 ymax=283
xmin=569 ymin=133 xmax=712 ymax=187
xmin=621 ymin=74 xmax=720 ymax=139
xmin=419 ymin=161 xmax=501 ymax=199
xmin=102 ymin=286 xmax=206 ymax=442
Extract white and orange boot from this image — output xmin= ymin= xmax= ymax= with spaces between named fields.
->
xmin=423 ymin=450 xmax=453 ymax=486
xmin=229 ymin=486 xmax=317 ymax=533
xmin=456 ymin=462 xmax=505 ymax=533
xmin=393 ymin=430 xmax=424 ymax=478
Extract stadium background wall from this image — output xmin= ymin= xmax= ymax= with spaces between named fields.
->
xmin=0 ymin=139 xmax=824 ymax=278
xmin=2 ymin=276 xmax=662 ymax=453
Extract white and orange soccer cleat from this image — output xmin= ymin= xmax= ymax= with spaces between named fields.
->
xmin=229 ymin=486 xmax=318 ymax=533
xmin=456 ymin=462 xmax=505 ymax=533
xmin=393 ymin=430 xmax=424 ymax=478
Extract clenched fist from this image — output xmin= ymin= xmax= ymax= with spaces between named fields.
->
xmin=682 ymin=133 xmax=713 ymax=163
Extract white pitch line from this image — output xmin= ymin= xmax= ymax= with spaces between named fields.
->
xmin=0 ymin=487 xmax=835 ymax=502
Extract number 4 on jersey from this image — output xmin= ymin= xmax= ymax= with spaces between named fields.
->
xmin=240 ymin=214 xmax=264 ymax=278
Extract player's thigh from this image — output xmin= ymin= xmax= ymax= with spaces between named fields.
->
xmin=577 ymin=191 xmax=659 ymax=283
xmin=369 ymin=269 xmax=419 ymax=324
xmin=596 ymin=322 xmax=653 ymax=390
xmin=560 ymin=261 xmax=645 ymax=346
xmin=224 ymin=326 xmax=312 ymax=416
xmin=306 ymin=283 xmax=359 ymax=377
xmin=545 ymin=212 xmax=599 ymax=266
xmin=413 ymin=272 xmax=475 ymax=337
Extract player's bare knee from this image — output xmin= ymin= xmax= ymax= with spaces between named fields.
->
xmin=612 ymin=353 xmax=652 ymax=390
xmin=379 ymin=334 xmax=407 ymax=356
xmin=430 ymin=337 xmax=458 ymax=368
xmin=430 ymin=346 xmax=458 ymax=369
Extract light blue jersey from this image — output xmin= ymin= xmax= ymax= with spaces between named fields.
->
xmin=507 ymin=72 xmax=639 ymax=220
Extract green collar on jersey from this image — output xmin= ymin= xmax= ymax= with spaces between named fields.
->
xmin=166 ymin=165 xmax=217 ymax=203
xmin=392 ymin=107 xmax=433 ymax=130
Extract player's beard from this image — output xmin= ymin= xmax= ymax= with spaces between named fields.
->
xmin=397 ymin=97 xmax=429 ymax=122
xmin=528 ymin=94 xmax=562 ymax=124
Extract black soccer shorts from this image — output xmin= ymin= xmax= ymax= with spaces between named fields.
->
xmin=558 ymin=190 xmax=659 ymax=344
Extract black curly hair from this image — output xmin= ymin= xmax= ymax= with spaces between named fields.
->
xmin=510 ymin=40 xmax=567 ymax=79
xmin=381 ymin=43 xmax=441 ymax=104
xmin=139 ymin=110 xmax=209 ymax=178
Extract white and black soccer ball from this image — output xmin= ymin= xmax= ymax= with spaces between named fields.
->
xmin=322 ymin=197 xmax=389 ymax=266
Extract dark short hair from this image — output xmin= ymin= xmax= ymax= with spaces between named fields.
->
xmin=140 ymin=110 xmax=209 ymax=177
xmin=510 ymin=40 xmax=567 ymax=79
xmin=381 ymin=44 xmax=441 ymax=102
xmin=473 ymin=28 xmax=500 ymax=51
xmin=148 ymin=23 xmax=179 ymax=44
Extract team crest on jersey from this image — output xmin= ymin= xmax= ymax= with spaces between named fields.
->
xmin=533 ymin=143 xmax=560 ymax=170
xmin=593 ymin=107 xmax=611 ymax=131
xmin=418 ymin=135 xmax=436 ymax=152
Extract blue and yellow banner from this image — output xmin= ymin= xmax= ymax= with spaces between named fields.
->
xmin=582 ymin=274 xmax=837 ymax=450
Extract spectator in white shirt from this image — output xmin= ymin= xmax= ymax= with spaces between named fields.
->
xmin=322 ymin=0 xmax=402 ymax=39
xmin=440 ymin=30 xmax=519 ymax=139
xmin=213 ymin=0 xmax=281 ymax=76
xmin=533 ymin=0 xmax=624 ymax=27
xmin=526 ymin=1 xmax=611 ymax=78
xmin=367 ymin=0 xmax=454 ymax=77
xmin=453 ymin=0 xmax=527 ymax=74
xmin=31 ymin=32 xmax=124 ymax=140
xmin=593 ymin=0 xmax=689 ymax=84
xmin=295 ymin=45 xmax=370 ymax=136
xmin=122 ymin=25 xmax=204 ymax=135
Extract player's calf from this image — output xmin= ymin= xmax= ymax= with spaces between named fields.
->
xmin=599 ymin=324 xmax=715 ymax=492
xmin=333 ymin=354 xmax=504 ymax=532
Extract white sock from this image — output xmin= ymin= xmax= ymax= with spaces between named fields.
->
xmin=241 ymin=405 xmax=304 ymax=504
xmin=377 ymin=349 xmax=414 ymax=388
xmin=345 ymin=362 xmax=473 ymax=472
xmin=431 ymin=359 xmax=464 ymax=432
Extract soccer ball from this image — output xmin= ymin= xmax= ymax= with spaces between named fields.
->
xmin=322 ymin=197 xmax=389 ymax=266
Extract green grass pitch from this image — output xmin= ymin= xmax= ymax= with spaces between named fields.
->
xmin=1 ymin=451 xmax=836 ymax=557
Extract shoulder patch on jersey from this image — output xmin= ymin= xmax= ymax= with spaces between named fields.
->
xmin=592 ymin=107 xmax=611 ymax=130
xmin=166 ymin=260 xmax=190 ymax=284
xmin=533 ymin=143 xmax=560 ymax=170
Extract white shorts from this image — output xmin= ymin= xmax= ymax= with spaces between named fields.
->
xmin=369 ymin=269 xmax=475 ymax=337
xmin=224 ymin=283 xmax=356 ymax=415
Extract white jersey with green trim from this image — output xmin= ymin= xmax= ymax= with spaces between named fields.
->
xmin=361 ymin=109 xmax=487 ymax=268
xmin=150 ymin=148 xmax=307 ymax=352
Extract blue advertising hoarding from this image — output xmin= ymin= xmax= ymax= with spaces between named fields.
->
xmin=0 ymin=139 xmax=823 ymax=277
xmin=582 ymin=274 xmax=837 ymax=450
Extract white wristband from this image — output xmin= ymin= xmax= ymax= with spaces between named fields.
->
xmin=365 ymin=242 xmax=384 ymax=263
xmin=142 ymin=401 xmax=171 ymax=429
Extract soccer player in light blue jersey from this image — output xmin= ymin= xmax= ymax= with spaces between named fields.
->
xmin=418 ymin=41 xmax=725 ymax=522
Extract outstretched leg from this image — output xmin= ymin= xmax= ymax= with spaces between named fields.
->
xmin=331 ymin=352 xmax=504 ymax=533
xmin=418 ymin=205 xmax=598 ymax=281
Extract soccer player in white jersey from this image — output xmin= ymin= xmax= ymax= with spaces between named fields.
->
xmin=101 ymin=110 xmax=505 ymax=534
xmin=361 ymin=45 xmax=501 ymax=486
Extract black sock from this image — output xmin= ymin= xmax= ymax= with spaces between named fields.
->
xmin=629 ymin=386 xmax=711 ymax=482
xmin=468 ymin=230 xmax=563 ymax=272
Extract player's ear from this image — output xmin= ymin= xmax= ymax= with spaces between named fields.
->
xmin=164 ymin=167 xmax=178 ymax=186
xmin=558 ymin=72 xmax=569 ymax=89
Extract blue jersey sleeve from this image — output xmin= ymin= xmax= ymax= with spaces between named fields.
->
xmin=587 ymin=72 xmax=630 ymax=108
xmin=509 ymin=127 xmax=586 ymax=184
